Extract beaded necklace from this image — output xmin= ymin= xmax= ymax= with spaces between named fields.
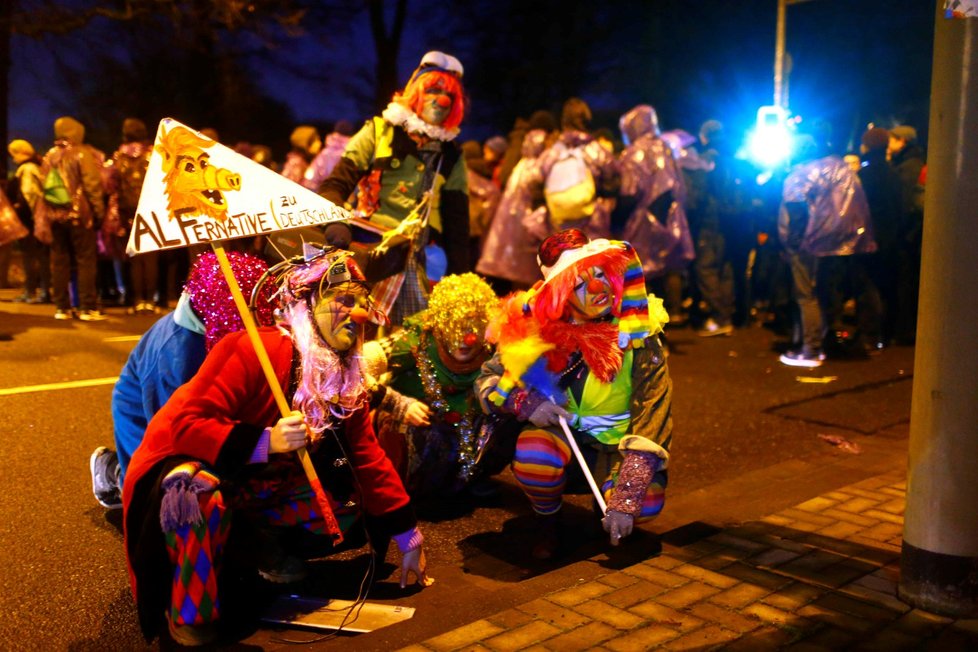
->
xmin=413 ymin=330 xmax=481 ymax=482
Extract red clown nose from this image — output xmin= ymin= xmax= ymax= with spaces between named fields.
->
xmin=463 ymin=332 xmax=478 ymax=347
xmin=587 ymin=277 xmax=605 ymax=294
xmin=436 ymin=94 xmax=452 ymax=108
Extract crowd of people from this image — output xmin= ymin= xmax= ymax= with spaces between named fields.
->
xmin=0 ymin=49 xmax=925 ymax=645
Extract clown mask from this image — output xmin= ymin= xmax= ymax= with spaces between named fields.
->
xmin=568 ymin=266 xmax=613 ymax=322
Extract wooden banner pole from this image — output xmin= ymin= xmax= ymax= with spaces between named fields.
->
xmin=210 ymin=242 xmax=343 ymax=542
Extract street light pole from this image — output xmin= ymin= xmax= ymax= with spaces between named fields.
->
xmin=775 ymin=0 xmax=818 ymax=110
xmin=774 ymin=0 xmax=786 ymax=108
xmin=899 ymin=1 xmax=978 ymax=618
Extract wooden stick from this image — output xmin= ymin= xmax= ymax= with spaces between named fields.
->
xmin=211 ymin=242 xmax=343 ymax=542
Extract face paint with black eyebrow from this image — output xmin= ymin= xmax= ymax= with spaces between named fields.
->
xmin=567 ymin=266 xmax=612 ymax=321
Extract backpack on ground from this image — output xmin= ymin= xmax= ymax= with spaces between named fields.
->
xmin=43 ymin=166 xmax=72 ymax=207
xmin=115 ymin=151 xmax=150 ymax=214
xmin=544 ymin=141 xmax=596 ymax=225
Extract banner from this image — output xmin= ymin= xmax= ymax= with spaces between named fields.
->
xmin=126 ymin=118 xmax=351 ymax=255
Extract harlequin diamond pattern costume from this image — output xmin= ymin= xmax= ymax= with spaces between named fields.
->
xmin=123 ymin=248 xmax=421 ymax=643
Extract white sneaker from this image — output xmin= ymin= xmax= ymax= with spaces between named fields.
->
xmin=696 ymin=318 xmax=734 ymax=337
xmin=78 ymin=310 xmax=108 ymax=322
xmin=779 ymin=350 xmax=824 ymax=368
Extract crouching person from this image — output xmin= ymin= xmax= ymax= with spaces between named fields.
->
xmin=478 ymin=229 xmax=674 ymax=560
xmin=123 ymin=247 xmax=429 ymax=646
xmin=366 ymin=273 xmax=519 ymax=497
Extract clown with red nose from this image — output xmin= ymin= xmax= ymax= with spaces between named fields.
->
xmin=364 ymin=273 xmax=520 ymax=498
xmin=478 ymin=229 xmax=674 ymax=560
xmin=321 ymin=51 xmax=471 ymax=326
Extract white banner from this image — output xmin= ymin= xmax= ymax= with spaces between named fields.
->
xmin=126 ymin=118 xmax=351 ymax=255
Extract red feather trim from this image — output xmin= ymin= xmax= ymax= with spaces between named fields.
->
xmin=541 ymin=320 xmax=622 ymax=382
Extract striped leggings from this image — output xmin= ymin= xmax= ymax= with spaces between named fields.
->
xmin=511 ymin=427 xmax=666 ymax=517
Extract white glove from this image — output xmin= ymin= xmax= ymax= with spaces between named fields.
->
xmin=602 ymin=509 xmax=635 ymax=546
xmin=528 ymin=401 xmax=571 ymax=428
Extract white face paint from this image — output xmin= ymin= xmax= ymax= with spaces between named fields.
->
xmin=568 ymin=266 xmax=612 ymax=321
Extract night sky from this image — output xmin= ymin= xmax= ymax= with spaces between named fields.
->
xmin=8 ymin=0 xmax=936 ymax=157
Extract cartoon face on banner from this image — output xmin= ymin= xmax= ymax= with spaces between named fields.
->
xmin=156 ymin=125 xmax=241 ymax=221
xmin=126 ymin=118 xmax=351 ymax=256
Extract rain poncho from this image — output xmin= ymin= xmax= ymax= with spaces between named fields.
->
xmin=778 ymin=155 xmax=876 ymax=256
xmin=476 ymin=129 xmax=549 ymax=285
xmin=617 ymin=106 xmax=694 ymax=277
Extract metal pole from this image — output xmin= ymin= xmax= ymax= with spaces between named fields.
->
xmin=774 ymin=0 xmax=786 ymax=108
xmin=899 ymin=1 xmax=978 ymax=618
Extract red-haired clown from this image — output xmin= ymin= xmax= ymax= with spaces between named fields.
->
xmin=322 ymin=51 xmax=471 ymax=325
xmin=477 ymin=229 xmax=673 ymax=560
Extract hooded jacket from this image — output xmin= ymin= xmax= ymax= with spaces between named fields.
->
xmin=303 ymin=131 xmax=351 ymax=192
xmin=33 ymin=117 xmax=106 ymax=242
xmin=529 ymin=129 xmax=619 ymax=240
xmin=616 ymin=105 xmax=694 ymax=276
xmin=476 ymin=129 xmax=549 ymax=284
xmin=779 ymin=155 xmax=876 ymax=257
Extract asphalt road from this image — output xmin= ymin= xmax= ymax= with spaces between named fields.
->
xmin=0 ymin=292 xmax=915 ymax=650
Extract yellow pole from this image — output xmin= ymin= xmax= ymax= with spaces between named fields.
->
xmin=211 ymin=242 xmax=344 ymax=543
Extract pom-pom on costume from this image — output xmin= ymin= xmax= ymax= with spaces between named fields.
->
xmin=123 ymin=246 xmax=421 ymax=643
xmin=321 ymin=51 xmax=470 ymax=325
xmin=477 ymin=229 xmax=673 ymax=558
xmin=366 ymin=273 xmax=519 ymax=496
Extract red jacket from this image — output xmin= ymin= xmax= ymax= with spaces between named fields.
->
xmin=123 ymin=328 xmax=412 ymax=636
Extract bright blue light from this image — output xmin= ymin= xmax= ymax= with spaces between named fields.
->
xmin=748 ymin=106 xmax=792 ymax=169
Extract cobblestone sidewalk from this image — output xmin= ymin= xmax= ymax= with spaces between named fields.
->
xmin=400 ymin=471 xmax=978 ymax=651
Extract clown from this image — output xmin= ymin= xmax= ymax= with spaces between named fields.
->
xmin=322 ymin=51 xmax=470 ymax=325
xmin=365 ymin=273 xmax=518 ymax=497
xmin=123 ymin=246 xmax=429 ymax=646
xmin=478 ymin=229 xmax=673 ymax=560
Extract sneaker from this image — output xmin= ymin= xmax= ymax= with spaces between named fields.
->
xmin=90 ymin=446 xmax=122 ymax=509
xmin=78 ymin=310 xmax=108 ymax=322
xmin=167 ymin=612 xmax=218 ymax=647
xmin=779 ymin=349 xmax=825 ymax=368
xmin=258 ymin=555 xmax=308 ymax=584
xmin=54 ymin=309 xmax=74 ymax=320
xmin=696 ymin=318 xmax=734 ymax=337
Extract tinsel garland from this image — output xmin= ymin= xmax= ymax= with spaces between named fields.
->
xmin=413 ymin=331 xmax=481 ymax=482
